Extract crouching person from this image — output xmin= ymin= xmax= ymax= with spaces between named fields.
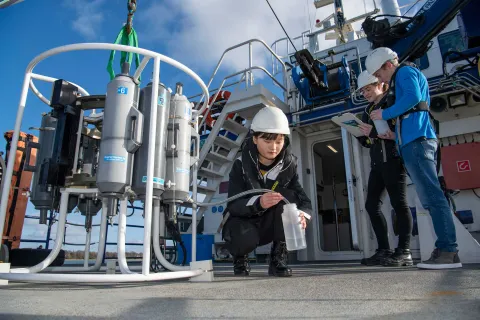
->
xmin=222 ymin=106 xmax=312 ymax=277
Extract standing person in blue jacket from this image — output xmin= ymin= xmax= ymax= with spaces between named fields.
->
xmin=366 ymin=47 xmax=462 ymax=269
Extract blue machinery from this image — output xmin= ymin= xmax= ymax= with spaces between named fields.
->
xmin=289 ymin=0 xmax=480 ymax=125
xmin=292 ymin=51 xmax=351 ymax=106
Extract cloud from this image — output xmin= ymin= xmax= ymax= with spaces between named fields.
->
xmin=63 ymin=0 xmax=106 ymax=40
xmin=134 ymin=0 xmax=392 ymax=79
xmin=136 ymin=0 xmax=315 ymax=73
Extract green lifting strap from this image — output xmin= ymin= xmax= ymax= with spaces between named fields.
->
xmin=106 ymin=25 xmax=141 ymax=81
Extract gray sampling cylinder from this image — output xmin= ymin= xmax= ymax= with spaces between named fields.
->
xmin=97 ymin=62 xmax=144 ymax=215
xmin=163 ymin=83 xmax=199 ymax=204
xmin=30 ymin=113 xmax=58 ymax=224
xmin=131 ymin=82 xmax=171 ymax=199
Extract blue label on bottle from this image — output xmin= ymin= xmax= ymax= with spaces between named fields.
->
xmin=104 ymin=155 xmax=126 ymax=162
xmin=142 ymin=176 xmax=165 ymax=185
xmin=176 ymin=167 xmax=190 ymax=174
xmin=158 ymin=93 xmax=166 ymax=107
xmin=184 ymin=106 xmax=191 ymax=119
xmin=117 ymin=87 xmax=128 ymax=95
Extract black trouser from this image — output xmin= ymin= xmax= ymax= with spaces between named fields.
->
xmin=365 ymin=159 xmax=412 ymax=250
xmin=222 ymin=205 xmax=285 ymax=257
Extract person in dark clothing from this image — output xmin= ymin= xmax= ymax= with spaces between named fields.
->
xmin=356 ymin=70 xmax=413 ymax=267
xmin=222 ymin=106 xmax=312 ymax=277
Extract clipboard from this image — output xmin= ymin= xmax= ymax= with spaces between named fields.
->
xmin=331 ymin=113 xmax=365 ymax=137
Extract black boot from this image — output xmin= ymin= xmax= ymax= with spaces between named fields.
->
xmin=361 ymin=249 xmax=393 ymax=266
xmin=233 ymin=255 xmax=251 ymax=276
xmin=382 ymin=248 xmax=413 ymax=267
xmin=268 ymin=241 xmax=292 ymax=277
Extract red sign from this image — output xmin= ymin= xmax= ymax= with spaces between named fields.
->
xmin=457 ymin=160 xmax=471 ymax=172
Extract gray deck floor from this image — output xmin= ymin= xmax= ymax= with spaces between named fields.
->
xmin=0 ymin=262 xmax=479 ymax=319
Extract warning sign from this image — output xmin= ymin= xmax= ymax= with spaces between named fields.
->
xmin=441 ymin=143 xmax=480 ymax=190
xmin=457 ymin=160 xmax=471 ymax=172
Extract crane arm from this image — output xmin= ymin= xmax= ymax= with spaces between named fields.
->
xmin=362 ymin=0 xmax=474 ymax=61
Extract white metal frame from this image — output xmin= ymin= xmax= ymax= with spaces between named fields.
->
xmin=0 ymin=43 xmax=210 ymax=283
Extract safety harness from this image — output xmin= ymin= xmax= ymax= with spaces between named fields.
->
xmin=385 ymin=61 xmax=441 ymax=173
xmin=385 ymin=62 xmax=432 ymax=145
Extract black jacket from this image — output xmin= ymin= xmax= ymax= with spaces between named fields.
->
xmin=357 ymin=99 xmax=400 ymax=167
xmin=226 ymin=136 xmax=312 ymax=218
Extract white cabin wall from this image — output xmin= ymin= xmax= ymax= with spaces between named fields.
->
xmin=290 ymin=130 xmax=306 ymax=186
xmin=449 ymin=191 xmax=480 ymax=232
xmin=294 ymin=129 xmax=319 ymax=261
xmin=421 ymin=19 xmax=460 ymax=79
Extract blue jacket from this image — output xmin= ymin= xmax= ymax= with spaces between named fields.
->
xmin=382 ymin=66 xmax=436 ymax=147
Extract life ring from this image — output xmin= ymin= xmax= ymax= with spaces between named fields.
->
xmin=201 ymin=90 xmax=233 ymax=128
xmin=207 ymin=90 xmax=231 ymax=104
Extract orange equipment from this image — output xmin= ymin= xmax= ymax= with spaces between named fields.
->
xmin=2 ymin=131 xmax=38 ymax=250
xmin=200 ymin=90 xmax=234 ymax=128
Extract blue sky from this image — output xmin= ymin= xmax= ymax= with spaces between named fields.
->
xmin=0 ymin=0 xmax=295 ymax=254
xmin=0 ymin=0 xmax=422 ymax=254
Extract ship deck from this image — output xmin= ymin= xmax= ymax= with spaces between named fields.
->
xmin=0 ymin=262 xmax=479 ymax=319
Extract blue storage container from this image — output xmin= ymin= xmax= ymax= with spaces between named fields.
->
xmin=176 ymin=234 xmax=214 ymax=264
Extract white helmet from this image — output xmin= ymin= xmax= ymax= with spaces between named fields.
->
xmin=251 ymin=106 xmax=290 ymax=135
xmin=357 ymin=70 xmax=379 ymax=91
xmin=365 ymin=47 xmax=398 ymax=75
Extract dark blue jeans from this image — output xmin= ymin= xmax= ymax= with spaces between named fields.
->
xmin=400 ymin=138 xmax=458 ymax=252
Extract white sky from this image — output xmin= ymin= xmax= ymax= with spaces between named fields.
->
xmin=136 ymin=0 xmax=379 ymax=73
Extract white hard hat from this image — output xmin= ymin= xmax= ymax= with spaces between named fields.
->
xmin=357 ymin=70 xmax=379 ymax=91
xmin=251 ymin=106 xmax=290 ymax=135
xmin=365 ymin=47 xmax=398 ymax=75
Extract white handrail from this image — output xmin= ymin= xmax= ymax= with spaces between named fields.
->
xmin=29 ymin=73 xmax=90 ymax=106
xmin=194 ymin=39 xmax=288 ymax=108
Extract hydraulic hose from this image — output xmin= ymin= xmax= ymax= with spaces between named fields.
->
xmin=186 ymin=188 xmax=290 ymax=207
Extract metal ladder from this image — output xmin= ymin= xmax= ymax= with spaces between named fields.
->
xmin=191 ymin=109 xmax=250 ymax=224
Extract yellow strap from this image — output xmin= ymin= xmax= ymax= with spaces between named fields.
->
xmin=271 ymin=181 xmax=279 ymax=191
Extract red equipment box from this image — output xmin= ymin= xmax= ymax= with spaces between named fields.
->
xmin=441 ymin=142 xmax=480 ymax=190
